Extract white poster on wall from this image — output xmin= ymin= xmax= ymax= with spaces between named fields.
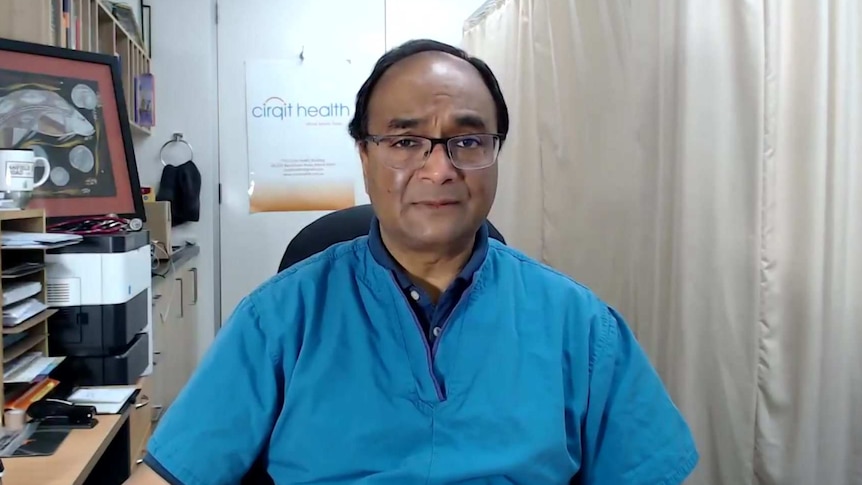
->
xmin=245 ymin=59 xmax=366 ymax=213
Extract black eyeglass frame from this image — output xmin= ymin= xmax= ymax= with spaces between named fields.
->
xmin=363 ymin=133 xmax=507 ymax=170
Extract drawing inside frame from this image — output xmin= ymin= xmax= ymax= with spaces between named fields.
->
xmin=0 ymin=38 xmax=143 ymax=221
xmin=0 ymin=69 xmax=117 ymax=198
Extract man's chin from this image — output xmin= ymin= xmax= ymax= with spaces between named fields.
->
xmin=402 ymin=223 xmax=477 ymax=251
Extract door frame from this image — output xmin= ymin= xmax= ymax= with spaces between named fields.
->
xmin=212 ymin=0 xmax=223 ymax=332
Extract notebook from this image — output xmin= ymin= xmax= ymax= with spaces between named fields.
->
xmin=67 ymin=386 xmax=137 ymax=414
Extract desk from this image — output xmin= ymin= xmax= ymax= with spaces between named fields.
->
xmin=4 ymin=408 xmax=130 ymax=485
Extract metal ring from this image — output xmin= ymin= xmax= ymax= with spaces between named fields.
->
xmin=159 ymin=132 xmax=194 ymax=166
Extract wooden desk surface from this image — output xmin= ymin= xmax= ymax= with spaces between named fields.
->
xmin=4 ymin=410 xmax=129 ymax=485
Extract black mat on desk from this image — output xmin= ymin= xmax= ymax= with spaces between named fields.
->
xmin=6 ymin=426 xmax=70 ymax=457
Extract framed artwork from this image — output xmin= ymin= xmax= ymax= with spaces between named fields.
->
xmin=141 ymin=3 xmax=152 ymax=56
xmin=0 ymin=38 xmax=144 ymax=222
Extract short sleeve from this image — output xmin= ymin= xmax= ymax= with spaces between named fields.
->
xmin=579 ymin=306 xmax=698 ymax=485
xmin=144 ymin=296 xmax=282 ymax=485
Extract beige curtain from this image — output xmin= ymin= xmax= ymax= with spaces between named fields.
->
xmin=462 ymin=1 xmax=862 ymax=485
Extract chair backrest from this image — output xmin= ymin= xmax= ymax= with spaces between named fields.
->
xmin=277 ymin=203 xmax=506 ymax=273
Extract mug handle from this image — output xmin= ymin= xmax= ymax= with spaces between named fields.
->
xmin=33 ymin=157 xmax=51 ymax=188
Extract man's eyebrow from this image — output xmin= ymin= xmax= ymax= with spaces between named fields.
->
xmin=386 ymin=114 xmax=488 ymax=131
xmin=387 ymin=118 xmax=420 ymax=130
xmin=454 ymin=114 xmax=487 ymax=130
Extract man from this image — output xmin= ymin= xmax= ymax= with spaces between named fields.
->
xmin=128 ymin=39 xmax=698 ymax=485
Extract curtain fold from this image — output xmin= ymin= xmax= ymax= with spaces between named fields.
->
xmin=462 ymin=1 xmax=862 ymax=484
xmin=629 ymin=1 xmax=764 ymax=483
xmin=756 ymin=1 xmax=862 ymax=483
xmin=464 ymin=0 xmax=545 ymax=259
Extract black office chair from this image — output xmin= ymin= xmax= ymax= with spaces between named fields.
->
xmin=242 ymin=204 xmax=505 ymax=484
xmin=277 ymin=203 xmax=506 ymax=273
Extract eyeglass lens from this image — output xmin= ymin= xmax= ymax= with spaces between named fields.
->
xmin=372 ymin=134 xmax=500 ymax=169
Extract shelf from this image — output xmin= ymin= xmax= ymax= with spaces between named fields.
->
xmin=0 ymin=207 xmax=48 ymax=421
xmin=3 ymin=333 xmax=48 ymax=363
xmin=3 ymin=309 xmax=57 ymax=335
xmin=2 ymin=241 xmax=80 ymax=251
xmin=1 ymin=263 xmax=45 ymax=280
xmin=0 ymin=0 xmax=154 ymax=136
xmin=0 ymin=210 xmax=47 ymax=222
xmin=130 ymin=120 xmax=152 ymax=136
xmin=96 ymin=0 xmax=148 ymax=56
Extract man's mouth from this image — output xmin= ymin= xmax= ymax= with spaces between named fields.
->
xmin=415 ymin=200 xmax=459 ymax=208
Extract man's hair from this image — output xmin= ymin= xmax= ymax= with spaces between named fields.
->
xmin=348 ymin=39 xmax=509 ymax=144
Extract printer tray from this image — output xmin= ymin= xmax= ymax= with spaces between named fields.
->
xmin=63 ymin=333 xmax=149 ymax=386
xmin=49 ymin=290 xmax=148 ymax=356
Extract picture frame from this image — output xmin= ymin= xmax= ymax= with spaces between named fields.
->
xmin=111 ymin=2 xmax=145 ymax=49
xmin=141 ymin=2 xmax=152 ymax=57
xmin=0 ymin=38 xmax=144 ymax=223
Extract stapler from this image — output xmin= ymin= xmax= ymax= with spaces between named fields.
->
xmin=26 ymin=399 xmax=97 ymax=428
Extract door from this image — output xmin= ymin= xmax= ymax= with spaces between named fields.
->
xmin=215 ymin=0 xmax=384 ymax=320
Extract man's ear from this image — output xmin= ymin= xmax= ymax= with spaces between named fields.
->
xmin=357 ymin=141 xmax=369 ymax=169
xmin=357 ymin=142 xmax=371 ymax=192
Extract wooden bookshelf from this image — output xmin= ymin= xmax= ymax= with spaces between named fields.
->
xmin=0 ymin=209 xmax=53 ymax=419
xmin=0 ymin=0 xmax=152 ymax=135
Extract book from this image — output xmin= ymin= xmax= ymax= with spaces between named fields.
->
xmin=5 ymin=378 xmax=59 ymax=411
xmin=135 ymin=73 xmax=156 ymax=127
xmin=67 ymin=386 xmax=137 ymax=414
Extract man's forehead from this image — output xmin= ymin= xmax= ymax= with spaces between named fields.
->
xmin=383 ymin=50 xmax=476 ymax=79
xmin=372 ymin=52 xmax=488 ymax=99
xmin=368 ymin=52 xmax=495 ymax=123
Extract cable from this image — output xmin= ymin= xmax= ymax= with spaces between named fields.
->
xmin=150 ymin=240 xmax=177 ymax=325
xmin=48 ymin=215 xmax=136 ymax=235
xmin=151 ymin=241 xmax=173 ymax=276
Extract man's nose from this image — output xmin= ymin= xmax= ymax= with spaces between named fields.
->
xmin=419 ymin=143 xmax=458 ymax=183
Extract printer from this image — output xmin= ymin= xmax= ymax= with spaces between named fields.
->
xmin=45 ymin=231 xmax=153 ymax=386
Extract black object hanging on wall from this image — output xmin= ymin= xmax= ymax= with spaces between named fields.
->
xmin=156 ymin=133 xmax=201 ymax=226
xmin=156 ymin=162 xmax=201 ymax=226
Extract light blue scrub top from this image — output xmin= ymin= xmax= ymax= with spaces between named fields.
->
xmin=145 ymin=236 xmax=698 ymax=485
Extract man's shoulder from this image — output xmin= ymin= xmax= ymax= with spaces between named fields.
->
xmin=486 ymin=240 xmax=599 ymax=303
xmin=252 ymin=237 xmax=368 ymax=299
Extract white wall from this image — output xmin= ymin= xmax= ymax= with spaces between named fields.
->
xmin=136 ymin=0 xmax=486 ymax=361
xmin=385 ymin=0 xmax=489 ymax=47
xmin=132 ymin=0 xmax=219 ymax=361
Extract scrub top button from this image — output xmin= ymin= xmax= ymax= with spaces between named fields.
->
xmin=410 ymin=290 xmax=420 ymax=301
xmin=432 ymin=327 xmax=442 ymax=337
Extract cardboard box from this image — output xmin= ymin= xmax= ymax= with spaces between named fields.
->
xmin=144 ymin=201 xmax=172 ymax=259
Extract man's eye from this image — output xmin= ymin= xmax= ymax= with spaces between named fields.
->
xmin=391 ymin=138 xmax=421 ymax=148
xmin=455 ymin=137 xmax=482 ymax=148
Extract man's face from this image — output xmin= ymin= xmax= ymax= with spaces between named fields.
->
xmin=359 ymin=51 xmax=499 ymax=252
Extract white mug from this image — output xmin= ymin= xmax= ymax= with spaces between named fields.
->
xmin=0 ymin=149 xmax=51 ymax=192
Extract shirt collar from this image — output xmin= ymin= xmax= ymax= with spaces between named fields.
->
xmin=368 ymin=216 xmax=490 ymax=290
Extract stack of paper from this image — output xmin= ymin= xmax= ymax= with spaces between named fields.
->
xmin=3 ymin=297 xmax=47 ymax=327
xmin=1 ymin=262 xmax=44 ymax=279
xmin=68 ymin=386 xmax=137 ymax=414
xmin=3 ymin=281 xmax=42 ymax=307
xmin=1 ymin=231 xmax=82 ymax=249
xmin=3 ymin=353 xmax=64 ymax=384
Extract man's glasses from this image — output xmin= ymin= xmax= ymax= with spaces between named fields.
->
xmin=364 ymin=133 xmax=504 ymax=170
